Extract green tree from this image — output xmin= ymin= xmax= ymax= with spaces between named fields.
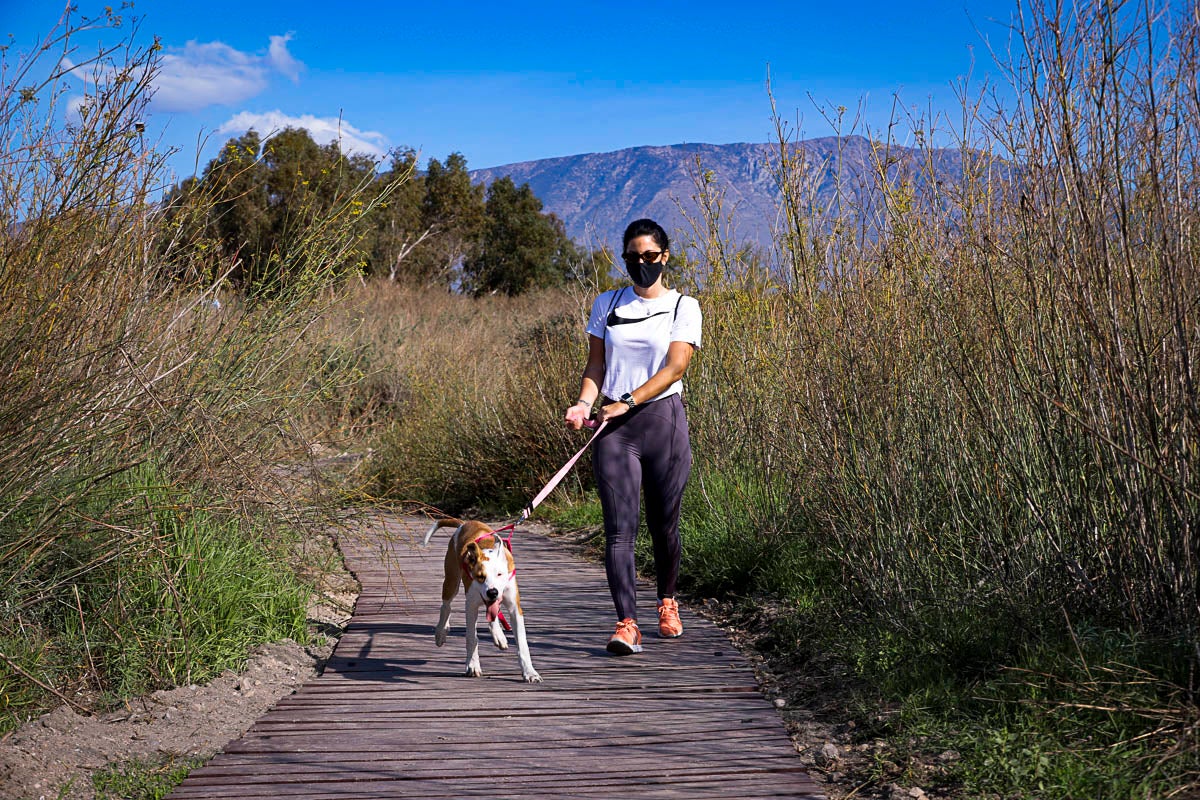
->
xmin=463 ymin=176 xmax=581 ymax=296
xmin=366 ymin=147 xmax=429 ymax=283
xmin=575 ymin=245 xmax=623 ymax=293
xmin=256 ymin=128 xmax=376 ymax=290
xmin=166 ymin=127 xmax=378 ymax=295
xmin=163 ymin=137 xmax=580 ymax=297
xmin=203 ymin=130 xmax=271 ymax=287
xmin=420 ymin=152 xmax=486 ymax=286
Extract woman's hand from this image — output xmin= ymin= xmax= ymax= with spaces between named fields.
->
xmin=596 ymin=400 xmax=631 ymax=425
xmin=565 ymin=402 xmax=591 ymax=431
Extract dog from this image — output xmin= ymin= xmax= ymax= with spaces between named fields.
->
xmin=422 ymin=517 xmax=541 ymax=683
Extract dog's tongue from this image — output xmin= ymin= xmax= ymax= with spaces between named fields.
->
xmin=486 ymin=599 xmax=502 ymax=623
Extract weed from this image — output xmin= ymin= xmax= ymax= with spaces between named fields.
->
xmin=93 ymin=755 xmax=205 ymax=800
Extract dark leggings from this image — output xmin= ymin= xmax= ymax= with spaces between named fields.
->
xmin=592 ymin=393 xmax=692 ymax=621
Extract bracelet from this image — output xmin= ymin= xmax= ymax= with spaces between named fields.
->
xmin=574 ymin=399 xmax=592 ymax=407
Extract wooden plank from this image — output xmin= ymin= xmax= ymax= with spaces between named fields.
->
xmin=171 ymin=771 xmax=815 ymax=799
xmin=183 ymin=757 xmax=807 ymax=783
xmin=219 ymin=721 xmax=787 ymax=752
xmin=206 ymin=734 xmax=797 ymax=767
xmin=168 ymin=516 xmax=822 ymax=799
xmin=219 ymin=730 xmax=791 ymax=756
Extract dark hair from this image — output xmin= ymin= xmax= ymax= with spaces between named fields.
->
xmin=622 ymin=218 xmax=669 ymax=253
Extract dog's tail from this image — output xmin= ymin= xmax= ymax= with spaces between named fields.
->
xmin=422 ymin=517 xmax=464 ymax=546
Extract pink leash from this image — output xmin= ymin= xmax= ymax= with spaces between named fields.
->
xmin=518 ymin=418 xmax=607 ymax=523
xmin=474 ymin=418 xmax=607 ymax=633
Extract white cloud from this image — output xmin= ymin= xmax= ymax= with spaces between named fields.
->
xmin=154 ymin=41 xmax=265 ymax=112
xmin=65 ymin=94 xmax=87 ymax=122
xmin=268 ymin=33 xmax=304 ymax=83
xmin=216 ymin=110 xmax=389 ymax=159
xmin=152 ymin=36 xmax=306 ymax=113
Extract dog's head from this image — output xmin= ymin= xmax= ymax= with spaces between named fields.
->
xmin=464 ymin=538 xmax=514 ymax=621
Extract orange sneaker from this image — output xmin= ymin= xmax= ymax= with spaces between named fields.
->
xmin=657 ymin=598 xmax=683 ymax=638
xmin=606 ymin=618 xmax=643 ymax=655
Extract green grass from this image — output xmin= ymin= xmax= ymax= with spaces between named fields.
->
xmin=0 ymin=466 xmax=312 ymax=732
xmin=674 ymin=468 xmax=826 ymax=604
xmin=540 ymin=492 xmax=604 ymax=532
xmin=92 ymin=755 xmax=206 ymax=800
xmin=809 ymin=604 xmax=1197 ymax=798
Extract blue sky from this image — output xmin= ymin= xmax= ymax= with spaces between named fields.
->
xmin=4 ymin=1 xmax=1023 ymax=180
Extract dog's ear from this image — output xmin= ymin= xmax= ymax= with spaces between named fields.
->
xmin=465 ymin=542 xmax=482 ymax=566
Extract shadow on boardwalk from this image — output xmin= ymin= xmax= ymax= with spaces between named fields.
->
xmin=169 ymin=514 xmax=823 ymax=799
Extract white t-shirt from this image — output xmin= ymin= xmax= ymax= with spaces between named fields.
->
xmin=585 ymin=287 xmax=702 ymax=402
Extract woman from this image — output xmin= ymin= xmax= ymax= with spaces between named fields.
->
xmin=564 ymin=218 xmax=702 ymax=655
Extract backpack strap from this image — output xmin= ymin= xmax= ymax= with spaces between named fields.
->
xmin=602 ymin=287 xmax=627 ymax=340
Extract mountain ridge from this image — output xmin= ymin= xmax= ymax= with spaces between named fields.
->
xmin=470 ymin=136 xmax=962 ymax=253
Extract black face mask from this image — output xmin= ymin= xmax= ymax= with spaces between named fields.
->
xmin=627 ymin=260 xmax=663 ymax=288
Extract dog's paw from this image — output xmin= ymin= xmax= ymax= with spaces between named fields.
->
xmin=492 ymin=632 xmax=509 ymax=650
xmin=465 ymin=664 xmax=483 ymax=678
xmin=523 ymin=670 xmax=542 ymax=683
xmin=434 ymin=628 xmax=448 ymax=647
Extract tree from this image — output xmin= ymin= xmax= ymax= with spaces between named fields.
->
xmin=256 ymin=128 xmax=376 ymax=289
xmin=203 ymin=130 xmax=271 ymax=287
xmin=167 ymin=127 xmax=377 ymax=295
xmin=367 ymin=148 xmax=430 ymax=283
xmin=420 ymin=152 xmax=485 ymax=286
xmin=462 ymin=177 xmax=581 ymax=296
xmin=574 ymin=245 xmax=623 ymax=293
xmin=162 ymin=137 xmax=581 ymax=297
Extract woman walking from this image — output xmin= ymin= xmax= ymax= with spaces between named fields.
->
xmin=564 ymin=218 xmax=702 ymax=655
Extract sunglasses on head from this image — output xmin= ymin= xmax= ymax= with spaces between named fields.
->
xmin=621 ymin=250 xmax=663 ymax=266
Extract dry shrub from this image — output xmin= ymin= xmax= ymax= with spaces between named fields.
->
xmin=0 ymin=10 xmax=381 ymax=721
xmin=346 ymin=280 xmax=592 ymax=514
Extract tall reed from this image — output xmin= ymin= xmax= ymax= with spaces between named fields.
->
xmin=664 ymin=1 xmax=1199 ymax=790
xmin=0 ymin=10 xmax=380 ymax=727
xmin=751 ymin=0 xmax=1199 ymax=645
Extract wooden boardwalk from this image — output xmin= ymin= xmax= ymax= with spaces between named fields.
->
xmin=169 ymin=515 xmax=823 ymax=799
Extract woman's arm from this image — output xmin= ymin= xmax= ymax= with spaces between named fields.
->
xmin=565 ymin=334 xmax=607 ymax=430
xmin=596 ymin=340 xmax=695 ymax=424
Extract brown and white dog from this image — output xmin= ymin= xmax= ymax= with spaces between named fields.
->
xmin=422 ymin=517 xmax=541 ymax=683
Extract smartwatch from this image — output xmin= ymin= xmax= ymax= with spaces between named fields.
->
xmin=619 ymin=392 xmax=637 ymax=409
